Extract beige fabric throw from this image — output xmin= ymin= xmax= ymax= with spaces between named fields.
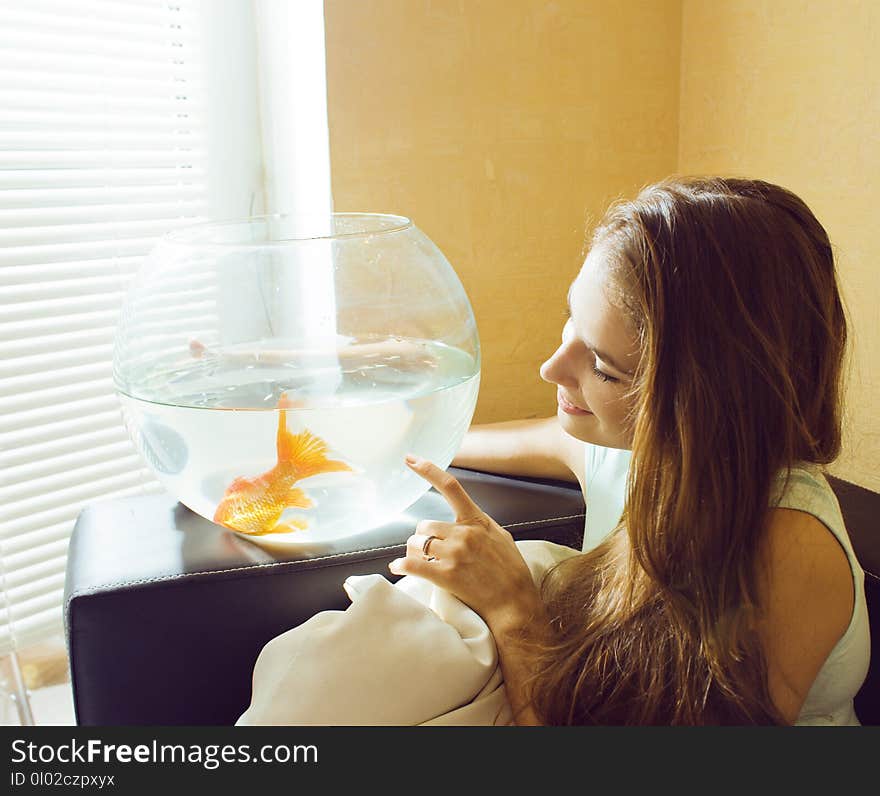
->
xmin=235 ymin=539 xmax=580 ymax=726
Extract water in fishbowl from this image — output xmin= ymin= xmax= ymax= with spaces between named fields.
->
xmin=117 ymin=335 xmax=479 ymax=547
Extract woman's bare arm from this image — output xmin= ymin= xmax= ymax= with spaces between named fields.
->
xmin=452 ymin=416 xmax=585 ymax=487
xmin=756 ymin=507 xmax=854 ymax=724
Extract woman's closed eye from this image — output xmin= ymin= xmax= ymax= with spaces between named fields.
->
xmin=564 ymin=305 xmax=623 ymax=383
xmin=591 ymin=365 xmax=618 ymax=383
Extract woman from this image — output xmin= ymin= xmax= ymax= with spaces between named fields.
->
xmin=389 ymin=176 xmax=870 ymax=725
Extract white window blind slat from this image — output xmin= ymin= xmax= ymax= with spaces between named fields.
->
xmin=0 ymin=257 xmax=145 ymax=287
xmin=7 ymin=589 xmax=66 ymax=627
xmin=4 ymin=3 xmax=196 ymax=30
xmin=4 ymin=527 xmax=72 ymax=560
xmin=0 ymin=591 xmax=67 ymax=658
xmin=17 ymin=0 xmax=199 ymax=27
xmin=0 ymin=167 xmax=207 ymax=190
xmin=120 ymin=293 xmax=218 ymax=316
xmin=4 ymin=276 xmax=138 ymax=305
xmin=0 ymin=237 xmax=161 ymax=268
xmin=0 ymin=343 xmax=115 ymax=380
xmin=0 ymin=10 xmax=181 ymax=41
xmin=0 ymin=27 xmax=203 ymax=64
xmin=0 ymin=607 xmax=64 ymax=656
xmin=0 ymin=130 xmax=206 ymax=153
xmin=0 ymin=87 xmax=206 ymax=114
xmin=0 ymin=312 xmax=120 ymax=343
xmin=1 ymin=115 xmax=199 ymax=138
xmin=4 ymin=553 xmax=67 ymax=592
xmin=1 ymin=263 xmax=214 ymax=295
xmin=0 ymin=405 xmax=121 ymax=449
xmin=0 ymin=70 xmax=206 ymax=101
xmin=0 ymin=149 xmax=208 ymax=171
xmin=1 ymin=296 xmax=127 ymax=329
xmin=4 ymin=538 xmax=71 ymax=575
xmin=1 ymin=324 xmax=121 ymax=361
xmin=4 ymin=470 xmax=154 ymax=527
xmin=7 ymin=571 xmax=67 ymax=607
xmin=0 ymin=376 xmax=115 ymax=418
xmin=0 ymin=198 xmax=208 ymax=231
xmin=2 ymin=269 xmax=210 ymax=306
xmin=0 ymin=392 xmax=122 ymax=436
xmin=9 ymin=584 xmax=67 ymax=619
xmin=0 ymin=426 xmax=130 ymax=471
xmin=0 ymin=70 xmax=201 ymax=100
xmin=0 ymin=311 xmax=217 ymax=352
xmin=1 ymin=454 xmax=146 ymax=516
xmin=2 ymin=481 xmax=163 ymax=544
xmin=2 ymin=439 xmax=136 ymax=489
xmin=0 ymin=107 xmax=204 ymax=136
xmin=0 ymin=55 xmax=202 ymax=86
xmin=126 ymin=304 xmax=218 ymax=325
xmin=0 ymin=184 xmax=206 ymax=210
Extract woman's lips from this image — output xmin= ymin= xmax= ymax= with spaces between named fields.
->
xmin=558 ymin=391 xmax=592 ymax=415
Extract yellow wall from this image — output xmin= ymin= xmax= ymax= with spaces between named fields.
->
xmin=324 ymin=0 xmax=681 ymax=420
xmin=679 ymin=0 xmax=880 ymax=490
xmin=324 ymin=1 xmax=878 ymax=490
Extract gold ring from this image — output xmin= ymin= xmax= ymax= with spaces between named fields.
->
xmin=422 ymin=534 xmax=438 ymax=561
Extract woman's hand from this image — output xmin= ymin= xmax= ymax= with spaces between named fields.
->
xmin=388 ymin=455 xmax=542 ymax=636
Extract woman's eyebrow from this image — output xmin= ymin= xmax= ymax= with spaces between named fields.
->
xmin=565 ymin=289 xmax=633 ymax=376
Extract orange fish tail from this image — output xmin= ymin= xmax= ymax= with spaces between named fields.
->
xmin=277 ymin=424 xmax=352 ymax=481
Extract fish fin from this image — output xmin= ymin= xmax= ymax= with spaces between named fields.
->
xmin=284 ymin=487 xmax=313 ymax=509
xmin=277 ymin=519 xmax=309 ymax=532
xmin=225 ymin=475 xmax=252 ymax=493
xmin=277 ymin=426 xmax=353 ymax=481
xmin=246 ymin=518 xmax=309 ymax=536
xmin=214 ymin=503 xmax=284 ymax=534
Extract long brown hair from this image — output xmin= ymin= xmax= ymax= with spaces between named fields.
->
xmin=527 ymin=176 xmax=849 ymax=724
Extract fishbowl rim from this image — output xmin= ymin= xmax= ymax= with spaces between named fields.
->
xmin=161 ymin=211 xmax=415 ymax=248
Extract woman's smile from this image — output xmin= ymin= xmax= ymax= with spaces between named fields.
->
xmin=557 ymin=390 xmax=592 ymax=415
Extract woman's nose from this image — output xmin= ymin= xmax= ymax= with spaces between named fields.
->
xmin=540 ymin=343 xmax=577 ymax=387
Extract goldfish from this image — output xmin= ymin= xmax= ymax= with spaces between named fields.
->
xmin=213 ymin=393 xmax=352 ymax=535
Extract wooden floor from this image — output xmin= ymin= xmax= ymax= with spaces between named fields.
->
xmin=1 ymin=633 xmax=76 ymax=726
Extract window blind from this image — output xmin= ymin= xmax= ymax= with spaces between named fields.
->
xmin=0 ymin=0 xmax=222 ymax=656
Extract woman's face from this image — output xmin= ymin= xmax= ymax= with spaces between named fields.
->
xmin=539 ymin=246 xmax=641 ymax=450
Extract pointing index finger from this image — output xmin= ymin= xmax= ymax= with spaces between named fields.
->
xmin=405 ymin=454 xmax=484 ymax=523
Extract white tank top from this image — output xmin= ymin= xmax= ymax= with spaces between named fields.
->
xmin=581 ymin=443 xmax=871 ymax=725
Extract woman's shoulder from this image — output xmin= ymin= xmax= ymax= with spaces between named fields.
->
xmin=769 ymin=462 xmax=854 ymax=552
xmin=762 ymin=502 xmax=852 ymax=580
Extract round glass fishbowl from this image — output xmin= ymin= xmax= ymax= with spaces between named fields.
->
xmin=113 ymin=213 xmax=480 ymax=549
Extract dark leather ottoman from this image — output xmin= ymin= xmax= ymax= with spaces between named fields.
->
xmin=63 ymin=468 xmax=879 ymax=726
xmin=63 ymin=468 xmax=587 ymax=726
